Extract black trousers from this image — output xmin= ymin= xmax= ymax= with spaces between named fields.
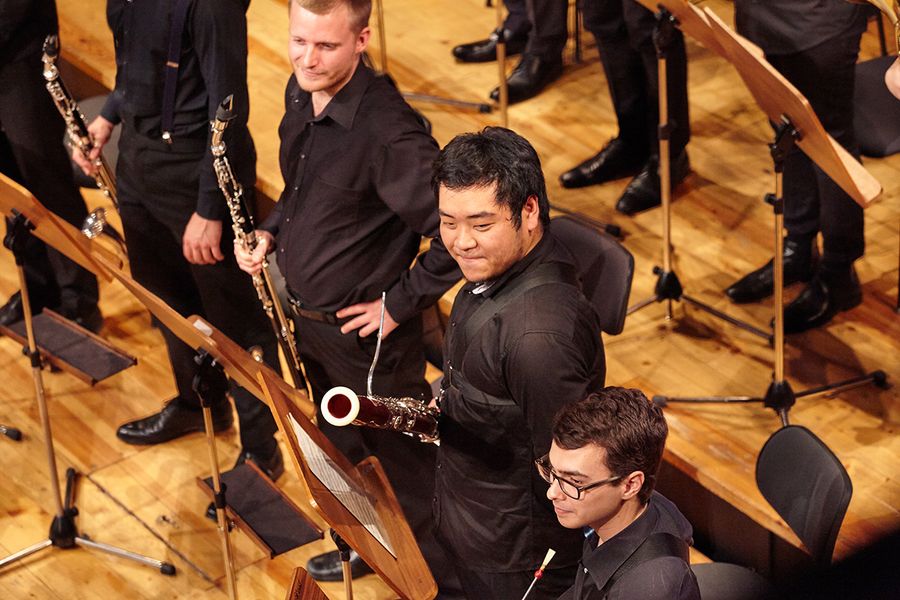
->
xmin=504 ymin=0 xmax=531 ymax=37
xmin=525 ymin=0 xmax=569 ymax=59
xmin=767 ymin=32 xmax=865 ymax=266
xmin=116 ymin=127 xmax=278 ymax=455
xmin=293 ymin=313 xmax=458 ymax=592
xmin=0 ymin=54 xmax=99 ymax=314
xmin=583 ymin=0 xmax=691 ymax=155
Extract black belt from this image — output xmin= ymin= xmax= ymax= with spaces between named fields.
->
xmin=286 ymin=294 xmax=339 ymax=325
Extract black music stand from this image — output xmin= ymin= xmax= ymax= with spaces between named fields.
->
xmin=626 ymin=5 xmax=769 ymax=343
xmin=0 ymin=212 xmax=174 ymax=575
xmin=652 ymin=8 xmax=888 ymax=424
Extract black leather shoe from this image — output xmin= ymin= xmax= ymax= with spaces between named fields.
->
xmin=116 ymin=399 xmax=233 ymax=445
xmin=452 ymin=28 xmax=528 ymax=63
xmin=725 ymin=238 xmax=818 ymax=304
xmin=0 ymin=292 xmax=27 ymax=327
xmin=307 ymin=549 xmax=374 ymax=582
xmin=489 ymin=53 xmax=563 ymax=104
xmin=782 ymin=267 xmax=862 ymax=334
xmin=615 ymin=151 xmax=690 ymax=215
xmin=559 ymin=138 xmax=647 ymax=189
xmin=67 ymin=305 xmax=104 ymax=334
xmin=205 ymin=447 xmax=284 ymax=521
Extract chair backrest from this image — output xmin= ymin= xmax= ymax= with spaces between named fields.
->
xmin=755 ymin=425 xmax=852 ymax=566
xmin=551 ymin=215 xmax=634 ymax=335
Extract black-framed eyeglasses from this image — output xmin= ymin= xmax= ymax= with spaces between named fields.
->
xmin=535 ymin=454 xmax=623 ymax=500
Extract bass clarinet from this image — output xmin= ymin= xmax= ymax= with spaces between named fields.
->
xmin=41 ymin=35 xmax=124 ymax=252
xmin=210 ymin=95 xmax=307 ymax=391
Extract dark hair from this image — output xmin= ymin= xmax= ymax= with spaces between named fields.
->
xmin=552 ymin=387 xmax=668 ymax=504
xmin=432 ymin=126 xmax=551 ymax=229
xmin=292 ymin=0 xmax=371 ymax=32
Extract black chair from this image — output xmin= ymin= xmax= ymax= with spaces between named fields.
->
xmin=756 ymin=425 xmax=853 ymax=567
xmin=692 ymin=425 xmax=853 ymax=599
xmin=551 ymin=214 xmax=634 ymax=335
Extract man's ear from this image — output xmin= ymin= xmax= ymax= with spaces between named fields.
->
xmin=521 ymin=194 xmax=540 ymax=232
xmin=356 ymin=26 xmax=371 ymax=54
xmin=620 ymin=471 xmax=645 ymax=501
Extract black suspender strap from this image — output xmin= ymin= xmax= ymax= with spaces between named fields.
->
xmin=161 ymin=0 xmax=193 ymax=143
xmin=461 ymin=261 xmax=578 ymax=346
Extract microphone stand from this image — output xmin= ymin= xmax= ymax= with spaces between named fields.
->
xmin=0 ymin=212 xmax=175 ymax=575
xmin=626 ymin=8 xmax=770 ymax=342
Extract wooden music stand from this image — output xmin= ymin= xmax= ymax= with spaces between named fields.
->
xmin=0 ymin=174 xmax=172 ymax=576
xmin=653 ymin=8 xmax=887 ymax=422
xmin=0 ymin=173 xmax=122 ymax=277
xmin=258 ymin=367 xmax=437 ymax=600
xmin=285 ymin=567 xmax=329 ymax=600
xmin=90 ymin=254 xmax=321 ymax=598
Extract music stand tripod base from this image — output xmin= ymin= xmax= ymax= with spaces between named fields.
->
xmin=0 ymin=213 xmax=175 ymax=576
xmin=652 ymin=119 xmax=888 ymax=424
xmin=625 ymin=8 xmax=771 ymax=344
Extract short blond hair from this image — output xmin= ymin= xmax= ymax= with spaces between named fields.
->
xmin=292 ymin=0 xmax=371 ymax=32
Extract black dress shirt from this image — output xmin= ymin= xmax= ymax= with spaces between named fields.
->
xmin=0 ymin=0 xmax=56 ymax=63
xmin=735 ymin=0 xmax=868 ymax=55
xmin=101 ymin=0 xmax=253 ymax=220
xmin=435 ymin=232 xmax=606 ymax=572
xmin=558 ymin=493 xmax=700 ymax=600
xmin=260 ymin=63 xmax=460 ymax=323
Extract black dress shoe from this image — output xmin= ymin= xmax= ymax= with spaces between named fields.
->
xmin=489 ymin=53 xmax=563 ymax=104
xmin=205 ymin=447 xmax=284 ymax=521
xmin=452 ymin=28 xmax=528 ymax=63
xmin=615 ymin=151 xmax=690 ymax=215
xmin=0 ymin=292 xmax=27 ymax=327
xmin=559 ymin=138 xmax=647 ymax=189
xmin=307 ymin=549 xmax=374 ymax=582
xmin=725 ymin=238 xmax=818 ymax=304
xmin=116 ymin=399 xmax=233 ymax=445
xmin=782 ymin=266 xmax=862 ymax=334
xmin=66 ymin=305 xmax=104 ymax=334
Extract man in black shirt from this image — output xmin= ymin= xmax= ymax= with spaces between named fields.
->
xmin=0 ymin=0 xmax=101 ymax=331
xmin=559 ymin=0 xmax=691 ymax=216
xmin=725 ymin=0 xmax=869 ymax=333
xmin=432 ymin=127 xmax=605 ymax=599
xmin=74 ymin=0 xmax=282 ymax=477
xmin=547 ymin=388 xmax=699 ymax=600
xmin=235 ymin=0 xmax=460 ymax=584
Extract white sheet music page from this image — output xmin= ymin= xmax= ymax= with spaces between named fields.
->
xmin=288 ymin=413 xmax=396 ymax=557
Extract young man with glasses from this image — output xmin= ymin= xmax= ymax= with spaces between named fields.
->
xmin=543 ymin=387 xmax=699 ymax=599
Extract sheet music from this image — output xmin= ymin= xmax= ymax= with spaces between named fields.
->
xmin=288 ymin=413 xmax=396 ymax=557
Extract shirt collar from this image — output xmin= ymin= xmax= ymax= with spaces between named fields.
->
xmin=581 ymin=499 xmax=660 ymax=590
xmin=289 ymin=60 xmax=374 ymax=129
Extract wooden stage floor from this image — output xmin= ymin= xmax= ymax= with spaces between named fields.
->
xmin=2 ymin=0 xmax=899 ymax=597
